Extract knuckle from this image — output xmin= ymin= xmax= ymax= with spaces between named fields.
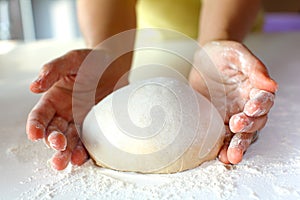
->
xmin=43 ymin=62 xmax=54 ymax=72
xmin=67 ymin=50 xmax=80 ymax=57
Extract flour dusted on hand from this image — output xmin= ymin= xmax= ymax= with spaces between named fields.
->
xmin=82 ymin=77 xmax=225 ymax=173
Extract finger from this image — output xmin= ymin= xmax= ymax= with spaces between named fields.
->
xmin=249 ymin=61 xmax=278 ymax=94
xmin=229 ymin=112 xmax=268 ymax=133
xmin=218 ymin=145 xmax=230 ymax=164
xmin=244 ymin=89 xmax=275 ymax=117
xmin=48 ymin=131 xmax=67 ymax=151
xmin=45 ymin=116 xmax=68 ymax=150
xmin=26 ymin=97 xmax=56 ymax=141
xmin=50 ymin=123 xmax=80 ymax=170
xmin=30 ymin=50 xmax=91 ymax=93
xmin=50 ymin=151 xmax=71 ymax=171
xmin=218 ymin=126 xmax=233 ymax=164
xmin=227 ymin=132 xmax=256 ymax=164
xmin=241 ymin=56 xmax=278 ymax=93
xmin=71 ymin=141 xmax=89 ymax=166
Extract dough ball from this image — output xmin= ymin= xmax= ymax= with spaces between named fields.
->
xmin=82 ymin=77 xmax=225 ymax=173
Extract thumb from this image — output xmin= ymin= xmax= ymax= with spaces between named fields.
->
xmin=30 ymin=49 xmax=91 ymax=93
xmin=249 ymin=60 xmax=278 ymax=93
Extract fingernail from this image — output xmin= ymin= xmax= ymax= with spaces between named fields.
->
xmin=244 ymin=100 xmax=267 ymax=117
xmin=32 ymin=75 xmax=42 ymax=83
xmin=28 ymin=123 xmax=45 ymax=141
xmin=231 ymin=114 xmax=253 ymax=133
xmin=227 ymin=147 xmax=243 ymax=164
xmin=255 ymin=90 xmax=275 ymax=103
xmin=228 ymin=133 xmax=243 ymax=149
xmin=228 ymin=133 xmax=253 ymax=150
xmin=31 ymin=76 xmax=48 ymax=92
xmin=240 ymin=120 xmax=254 ymax=133
xmin=245 ymin=107 xmax=266 ymax=117
xmin=48 ymin=131 xmax=67 ymax=151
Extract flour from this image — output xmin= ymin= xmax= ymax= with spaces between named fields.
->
xmin=5 ymin=130 xmax=300 ymax=200
xmin=228 ymin=132 xmax=253 ymax=149
xmin=6 ymin=140 xmax=52 ymax=163
xmin=3 ymin=88 xmax=300 ymax=200
xmin=7 ymin=140 xmax=238 ymax=200
xmin=2 ymin=33 xmax=300 ymax=199
xmin=82 ymin=77 xmax=225 ymax=173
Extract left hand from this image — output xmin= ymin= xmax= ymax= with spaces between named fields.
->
xmin=189 ymin=40 xmax=278 ymax=164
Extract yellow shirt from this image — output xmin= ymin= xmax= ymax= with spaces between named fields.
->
xmin=136 ymin=0 xmax=263 ymax=39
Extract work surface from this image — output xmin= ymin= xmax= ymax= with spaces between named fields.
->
xmin=0 ymin=32 xmax=300 ymax=200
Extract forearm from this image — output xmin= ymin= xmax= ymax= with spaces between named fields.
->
xmin=198 ymin=0 xmax=261 ymax=45
xmin=77 ymin=0 xmax=137 ymax=87
xmin=77 ymin=0 xmax=137 ymax=48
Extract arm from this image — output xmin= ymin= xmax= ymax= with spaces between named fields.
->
xmin=191 ymin=0 xmax=278 ymax=164
xmin=26 ymin=0 xmax=138 ymax=170
xmin=77 ymin=0 xmax=137 ymax=95
xmin=198 ymin=0 xmax=261 ymax=45
xmin=77 ymin=0 xmax=137 ymax=48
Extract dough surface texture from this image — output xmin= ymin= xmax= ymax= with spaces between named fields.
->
xmin=82 ymin=77 xmax=225 ymax=173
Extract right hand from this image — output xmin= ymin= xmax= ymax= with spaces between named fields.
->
xmin=26 ymin=49 xmax=129 ymax=170
xmin=189 ymin=41 xmax=277 ymax=164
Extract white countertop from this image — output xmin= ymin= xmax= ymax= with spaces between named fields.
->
xmin=0 ymin=32 xmax=300 ymax=200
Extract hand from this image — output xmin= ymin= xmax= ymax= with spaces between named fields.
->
xmin=26 ymin=49 xmax=129 ymax=170
xmin=189 ymin=41 xmax=278 ymax=164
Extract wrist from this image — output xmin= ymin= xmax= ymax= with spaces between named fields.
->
xmin=198 ymin=31 xmax=244 ymax=46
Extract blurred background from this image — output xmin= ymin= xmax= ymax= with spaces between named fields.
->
xmin=0 ymin=0 xmax=299 ymax=41
xmin=0 ymin=0 xmax=80 ymax=41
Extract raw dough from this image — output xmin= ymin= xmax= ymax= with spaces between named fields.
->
xmin=82 ymin=77 xmax=225 ymax=173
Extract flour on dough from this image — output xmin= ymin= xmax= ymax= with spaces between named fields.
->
xmin=82 ymin=77 xmax=225 ymax=173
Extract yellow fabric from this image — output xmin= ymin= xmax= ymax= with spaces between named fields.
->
xmin=136 ymin=0 xmax=263 ymax=39
xmin=137 ymin=0 xmax=201 ymax=39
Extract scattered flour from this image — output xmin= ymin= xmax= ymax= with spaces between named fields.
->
xmin=3 ymin=85 xmax=300 ymax=200
xmin=2 ymin=32 xmax=300 ymax=200
xmin=7 ymin=140 xmax=239 ymax=200
xmin=5 ymin=138 xmax=299 ymax=200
